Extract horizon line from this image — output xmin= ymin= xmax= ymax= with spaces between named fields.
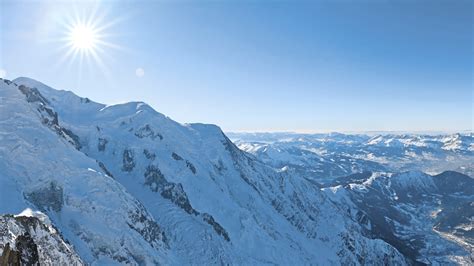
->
xmin=225 ymin=129 xmax=473 ymax=135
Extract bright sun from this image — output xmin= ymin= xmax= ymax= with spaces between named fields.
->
xmin=69 ymin=24 xmax=98 ymax=50
xmin=58 ymin=6 xmax=121 ymax=74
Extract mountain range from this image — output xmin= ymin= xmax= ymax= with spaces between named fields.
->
xmin=0 ymin=77 xmax=472 ymax=265
xmin=230 ymin=132 xmax=473 ymax=184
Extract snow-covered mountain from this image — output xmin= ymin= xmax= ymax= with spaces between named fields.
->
xmin=231 ymin=133 xmax=473 ymax=264
xmin=0 ymin=77 xmax=409 ymax=264
xmin=324 ymin=171 xmax=474 ymax=264
xmin=230 ymin=132 xmax=473 ymax=183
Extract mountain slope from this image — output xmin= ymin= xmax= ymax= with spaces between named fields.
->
xmin=0 ymin=78 xmax=169 ymax=264
xmin=1 ymin=77 xmax=408 ymax=264
xmin=324 ymin=171 xmax=474 ymax=264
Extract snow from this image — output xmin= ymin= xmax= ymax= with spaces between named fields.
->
xmin=234 ymin=132 xmax=473 ymax=183
xmin=0 ymin=77 xmax=409 ymax=265
xmin=15 ymin=208 xmax=52 ymax=226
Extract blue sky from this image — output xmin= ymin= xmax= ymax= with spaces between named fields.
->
xmin=1 ymin=0 xmax=472 ymax=132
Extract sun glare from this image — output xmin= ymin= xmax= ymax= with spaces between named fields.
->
xmin=57 ymin=5 xmax=124 ymax=78
xmin=69 ymin=24 xmax=97 ymax=50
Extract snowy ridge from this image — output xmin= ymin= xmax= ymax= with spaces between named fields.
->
xmin=0 ymin=78 xmax=168 ymax=264
xmin=1 ymin=77 xmax=408 ymax=264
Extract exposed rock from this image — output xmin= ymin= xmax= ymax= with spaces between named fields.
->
xmin=18 ymin=85 xmax=49 ymax=105
xmin=171 ymin=152 xmax=183 ymax=161
xmin=127 ymin=207 xmax=168 ymax=248
xmin=201 ymin=213 xmax=230 ymax=242
xmin=186 ymin=160 xmax=197 ymax=174
xmin=134 ymin=124 xmax=163 ymax=140
xmin=122 ymin=149 xmax=135 ymax=172
xmin=143 ymin=149 xmax=156 ymax=160
xmin=160 ymin=183 xmax=198 ymax=216
xmin=81 ymin=97 xmax=91 ymax=103
xmin=15 ymin=232 xmax=39 ymax=265
xmin=0 ymin=243 xmax=21 ymax=266
xmin=18 ymin=84 xmax=81 ymax=150
xmin=62 ymin=128 xmax=82 ymax=150
xmin=0 ymin=214 xmax=83 ymax=265
xmin=143 ymin=164 xmax=228 ymax=241
xmin=98 ymin=138 xmax=108 ymax=152
xmin=144 ymin=165 xmax=167 ymax=190
xmin=25 ymin=182 xmax=63 ymax=212
xmin=172 ymin=153 xmax=196 ymax=174
xmin=186 ymin=160 xmax=196 ymax=174
xmin=2 ymin=78 xmax=13 ymax=85
xmin=97 ymin=161 xmax=114 ymax=178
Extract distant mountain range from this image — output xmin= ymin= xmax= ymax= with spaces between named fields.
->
xmin=0 ymin=77 xmax=472 ymax=265
xmin=229 ymin=132 xmax=473 ymax=184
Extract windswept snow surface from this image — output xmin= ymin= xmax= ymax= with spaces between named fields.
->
xmin=1 ymin=77 xmax=408 ymax=264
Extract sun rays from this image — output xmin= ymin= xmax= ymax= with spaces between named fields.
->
xmin=55 ymin=4 xmax=125 ymax=80
xmin=69 ymin=23 xmax=98 ymax=50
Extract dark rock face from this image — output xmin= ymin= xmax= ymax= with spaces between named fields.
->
xmin=15 ymin=233 xmax=40 ymax=265
xmin=18 ymin=85 xmax=49 ymax=105
xmin=2 ymin=78 xmax=13 ymax=85
xmin=18 ymin=85 xmax=57 ymax=129
xmin=39 ymin=105 xmax=59 ymax=127
xmin=0 ymin=243 xmax=21 ymax=266
xmin=98 ymin=161 xmax=114 ymax=178
xmin=186 ymin=161 xmax=196 ymax=174
xmin=143 ymin=164 xmax=229 ymax=241
xmin=62 ymin=128 xmax=82 ymax=150
xmin=172 ymin=153 xmax=196 ymax=174
xmin=127 ymin=207 xmax=168 ymax=248
xmin=144 ymin=165 xmax=167 ymax=189
xmin=18 ymin=84 xmax=82 ymax=150
xmin=201 ymin=213 xmax=230 ymax=242
xmin=98 ymin=138 xmax=108 ymax=152
xmin=25 ymin=181 xmax=64 ymax=212
xmin=0 ymin=215 xmax=83 ymax=265
xmin=171 ymin=152 xmax=183 ymax=161
xmin=122 ymin=149 xmax=136 ymax=172
xmin=143 ymin=149 xmax=156 ymax=160
xmin=134 ymin=125 xmax=163 ymax=140
xmin=144 ymin=165 xmax=197 ymax=215
xmin=160 ymin=183 xmax=198 ymax=216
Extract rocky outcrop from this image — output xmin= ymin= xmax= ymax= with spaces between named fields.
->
xmin=171 ymin=153 xmax=197 ymax=174
xmin=18 ymin=84 xmax=82 ymax=150
xmin=122 ymin=149 xmax=136 ymax=172
xmin=0 ymin=214 xmax=83 ymax=265
xmin=144 ymin=164 xmax=229 ymax=241
xmin=135 ymin=124 xmax=163 ymax=140
xmin=98 ymin=138 xmax=108 ymax=152
xmin=144 ymin=149 xmax=156 ymax=160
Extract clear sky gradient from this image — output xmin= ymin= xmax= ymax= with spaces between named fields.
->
xmin=1 ymin=0 xmax=472 ymax=132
